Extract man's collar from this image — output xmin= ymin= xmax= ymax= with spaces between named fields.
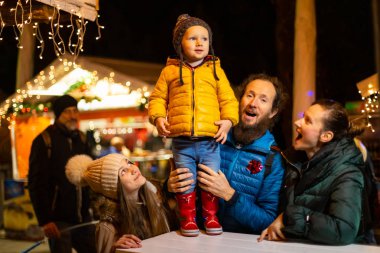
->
xmin=54 ymin=121 xmax=79 ymax=138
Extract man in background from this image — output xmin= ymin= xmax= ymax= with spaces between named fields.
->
xmin=28 ymin=94 xmax=96 ymax=253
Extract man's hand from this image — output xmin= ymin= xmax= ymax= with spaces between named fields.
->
xmin=114 ymin=234 xmax=142 ymax=249
xmin=43 ymin=222 xmax=61 ymax=238
xmin=167 ymin=158 xmax=194 ymax=193
xmin=214 ymin=120 xmax=232 ymax=144
xmin=155 ymin=117 xmax=170 ymax=137
xmin=257 ymin=213 xmax=286 ymax=242
xmin=197 ymin=164 xmax=235 ymax=201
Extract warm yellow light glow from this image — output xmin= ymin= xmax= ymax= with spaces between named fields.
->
xmin=0 ymin=56 xmax=153 ymax=123
xmin=28 ymin=68 xmax=91 ymax=96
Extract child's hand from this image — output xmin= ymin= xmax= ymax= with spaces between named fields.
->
xmin=155 ymin=117 xmax=171 ymax=136
xmin=214 ymin=120 xmax=232 ymax=144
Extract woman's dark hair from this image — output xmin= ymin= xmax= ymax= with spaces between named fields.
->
xmin=312 ymin=99 xmax=364 ymax=140
xmin=237 ymin=73 xmax=288 ymax=125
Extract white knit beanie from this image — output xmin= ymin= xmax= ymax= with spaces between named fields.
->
xmin=66 ymin=153 xmax=127 ymax=200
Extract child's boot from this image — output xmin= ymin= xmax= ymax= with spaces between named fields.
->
xmin=176 ymin=191 xmax=199 ymax=237
xmin=201 ymin=190 xmax=223 ymax=235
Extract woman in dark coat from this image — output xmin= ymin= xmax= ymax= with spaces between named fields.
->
xmin=259 ymin=99 xmax=365 ymax=245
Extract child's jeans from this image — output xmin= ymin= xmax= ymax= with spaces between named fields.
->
xmin=172 ymin=136 xmax=220 ymax=194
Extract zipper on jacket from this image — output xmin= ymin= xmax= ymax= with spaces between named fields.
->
xmin=304 ymin=214 xmax=311 ymax=236
xmin=191 ymin=68 xmax=195 ymax=136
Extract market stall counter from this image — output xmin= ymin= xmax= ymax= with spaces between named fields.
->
xmin=116 ymin=231 xmax=379 ymax=253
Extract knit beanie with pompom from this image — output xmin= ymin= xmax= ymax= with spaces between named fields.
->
xmin=66 ymin=153 xmax=127 ymax=200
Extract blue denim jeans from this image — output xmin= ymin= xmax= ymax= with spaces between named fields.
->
xmin=172 ymin=137 xmax=220 ymax=194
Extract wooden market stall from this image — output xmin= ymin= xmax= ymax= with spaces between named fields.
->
xmin=0 ymin=56 xmax=172 ymax=239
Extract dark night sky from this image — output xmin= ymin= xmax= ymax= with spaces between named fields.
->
xmin=0 ymin=0 xmax=376 ymax=108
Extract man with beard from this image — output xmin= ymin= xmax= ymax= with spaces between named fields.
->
xmin=28 ymin=95 xmax=96 ymax=253
xmin=167 ymin=74 xmax=288 ymax=234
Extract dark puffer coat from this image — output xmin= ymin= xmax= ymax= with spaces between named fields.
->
xmin=281 ymin=137 xmax=365 ymax=245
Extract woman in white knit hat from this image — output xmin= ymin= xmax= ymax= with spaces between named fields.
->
xmin=65 ymin=153 xmax=176 ymax=253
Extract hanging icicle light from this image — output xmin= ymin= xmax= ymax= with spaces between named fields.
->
xmin=357 ymin=74 xmax=379 ymax=133
xmin=0 ymin=0 xmax=104 ymax=60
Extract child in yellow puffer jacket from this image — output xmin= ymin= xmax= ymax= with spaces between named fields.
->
xmin=148 ymin=14 xmax=238 ymax=237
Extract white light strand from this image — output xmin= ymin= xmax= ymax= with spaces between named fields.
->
xmin=2 ymin=0 xmax=101 ymax=61
xmin=25 ymin=0 xmax=32 ymax=24
xmin=0 ymin=8 xmax=4 ymax=41
xmin=12 ymin=25 xmax=22 ymax=49
xmin=49 ymin=6 xmax=66 ymax=59
xmin=95 ymin=14 xmax=104 ymax=40
xmin=359 ymin=90 xmax=379 ymax=133
xmin=68 ymin=12 xmax=75 ymax=55
xmin=15 ymin=1 xmax=24 ymax=40
xmin=73 ymin=17 xmax=87 ymax=61
xmin=33 ymin=22 xmax=45 ymax=59
xmin=12 ymin=1 xmax=24 ymax=48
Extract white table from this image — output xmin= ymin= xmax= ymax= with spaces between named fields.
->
xmin=116 ymin=231 xmax=379 ymax=253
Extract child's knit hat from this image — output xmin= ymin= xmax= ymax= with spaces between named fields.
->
xmin=172 ymin=14 xmax=219 ymax=84
xmin=172 ymin=14 xmax=213 ymax=57
xmin=65 ymin=153 xmax=127 ymax=200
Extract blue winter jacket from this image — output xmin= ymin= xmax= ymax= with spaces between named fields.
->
xmin=219 ymin=129 xmax=284 ymax=234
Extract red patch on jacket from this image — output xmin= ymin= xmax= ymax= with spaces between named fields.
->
xmin=246 ymin=160 xmax=263 ymax=174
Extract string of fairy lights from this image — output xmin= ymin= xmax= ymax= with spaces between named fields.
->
xmin=0 ymin=0 xmax=104 ymax=60
xmin=0 ymin=58 xmax=151 ymax=129
xmin=0 ymin=0 xmax=110 ymax=128
xmin=358 ymin=88 xmax=379 ymax=133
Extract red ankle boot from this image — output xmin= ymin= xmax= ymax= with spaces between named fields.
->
xmin=201 ymin=190 xmax=223 ymax=235
xmin=176 ymin=191 xmax=199 ymax=237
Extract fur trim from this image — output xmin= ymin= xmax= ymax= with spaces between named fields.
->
xmin=65 ymin=154 xmax=93 ymax=186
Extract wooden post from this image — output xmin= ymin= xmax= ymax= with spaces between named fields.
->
xmin=16 ymin=24 xmax=35 ymax=89
xmin=373 ymin=0 xmax=380 ymax=85
xmin=292 ymin=0 xmax=316 ymax=141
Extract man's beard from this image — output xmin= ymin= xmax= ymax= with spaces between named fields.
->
xmin=233 ymin=115 xmax=273 ymax=145
xmin=64 ymin=120 xmax=79 ymax=131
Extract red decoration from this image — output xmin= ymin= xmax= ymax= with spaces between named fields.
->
xmin=246 ymin=160 xmax=263 ymax=174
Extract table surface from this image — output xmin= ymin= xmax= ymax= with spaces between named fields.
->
xmin=116 ymin=231 xmax=379 ymax=253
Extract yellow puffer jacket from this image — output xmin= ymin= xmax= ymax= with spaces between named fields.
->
xmin=149 ymin=57 xmax=239 ymax=137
